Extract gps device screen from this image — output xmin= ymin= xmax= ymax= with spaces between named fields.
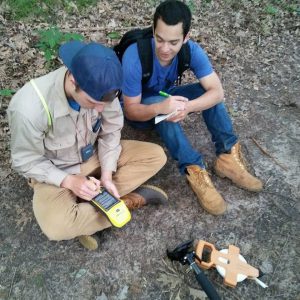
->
xmin=93 ymin=190 xmax=119 ymax=211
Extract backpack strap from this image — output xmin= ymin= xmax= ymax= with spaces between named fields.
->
xmin=137 ymin=38 xmax=153 ymax=85
xmin=177 ymin=42 xmax=191 ymax=85
xmin=30 ymin=79 xmax=53 ymax=128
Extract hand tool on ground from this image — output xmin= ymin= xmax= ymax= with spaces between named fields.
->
xmin=167 ymin=240 xmax=221 ymax=300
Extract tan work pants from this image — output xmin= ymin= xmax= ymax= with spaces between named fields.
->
xmin=31 ymin=140 xmax=166 ymax=241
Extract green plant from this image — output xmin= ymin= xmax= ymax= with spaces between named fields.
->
xmin=107 ymin=32 xmax=121 ymax=40
xmin=282 ymin=3 xmax=299 ymax=13
xmin=73 ymin=0 xmax=98 ymax=10
xmin=36 ymin=27 xmax=84 ymax=66
xmin=265 ymin=5 xmax=278 ymax=15
xmin=6 ymin=0 xmax=49 ymax=20
xmin=147 ymin=0 xmax=161 ymax=8
xmin=0 ymin=89 xmax=15 ymax=96
xmin=5 ymin=0 xmax=98 ymax=21
xmin=187 ymin=0 xmax=197 ymax=13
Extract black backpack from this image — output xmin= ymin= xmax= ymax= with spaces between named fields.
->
xmin=114 ymin=27 xmax=191 ymax=85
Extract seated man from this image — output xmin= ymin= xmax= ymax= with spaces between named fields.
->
xmin=7 ymin=41 xmax=167 ymax=250
xmin=122 ymin=0 xmax=262 ymax=216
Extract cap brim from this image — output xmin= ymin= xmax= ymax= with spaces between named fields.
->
xmin=58 ymin=41 xmax=86 ymax=70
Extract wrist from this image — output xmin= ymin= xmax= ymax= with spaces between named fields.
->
xmin=60 ymin=174 xmax=73 ymax=189
xmin=151 ymin=102 xmax=161 ymax=116
xmin=100 ymin=171 xmax=113 ymax=182
xmin=186 ymin=101 xmax=194 ymax=114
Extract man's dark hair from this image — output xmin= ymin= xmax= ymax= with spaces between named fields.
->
xmin=153 ymin=0 xmax=192 ymax=38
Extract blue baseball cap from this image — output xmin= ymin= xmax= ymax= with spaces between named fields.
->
xmin=59 ymin=41 xmax=123 ymax=101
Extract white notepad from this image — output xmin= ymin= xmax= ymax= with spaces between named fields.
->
xmin=155 ymin=110 xmax=178 ymax=124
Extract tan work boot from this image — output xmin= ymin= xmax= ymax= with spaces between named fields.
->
xmin=214 ymin=142 xmax=263 ymax=192
xmin=121 ymin=185 xmax=168 ymax=210
xmin=186 ymin=165 xmax=226 ymax=215
xmin=78 ymin=235 xmax=98 ymax=250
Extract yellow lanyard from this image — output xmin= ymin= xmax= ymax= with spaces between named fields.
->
xmin=30 ymin=79 xmax=53 ymax=128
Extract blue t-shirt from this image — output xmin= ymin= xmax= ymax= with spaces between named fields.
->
xmin=122 ymin=39 xmax=213 ymax=98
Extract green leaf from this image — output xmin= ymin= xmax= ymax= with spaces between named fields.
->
xmin=36 ymin=27 xmax=84 ymax=67
xmin=107 ymin=31 xmax=121 ymax=39
xmin=63 ymin=32 xmax=84 ymax=42
xmin=0 ymin=89 xmax=15 ymax=96
xmin=265 ymin=5 xmax=278 ymax=15
xmin=48 ymin=38 xmax=57 ymax=49
xmin=44 ymin=49 xmax=53 ymax=62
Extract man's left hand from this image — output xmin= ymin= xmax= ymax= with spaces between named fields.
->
xmin=100 ymin=169 xmax=120 ymax=199
xmin=167 ymin=109 xmax=189 ymax=123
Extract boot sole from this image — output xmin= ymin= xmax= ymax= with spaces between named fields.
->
xmin=215 ymin=168 xmax=262 ymax=192
xmin=202 ymin=204 xmax=227 ymax=216
xmin=140 ymin=184 xmax=168 ymax=201
xmin=78 ymin=235 xmax=99 ymax=250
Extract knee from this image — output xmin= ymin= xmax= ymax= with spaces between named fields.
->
xmin=210 ymin=101 xmax=226 ymax=112
xmin=202 ymin=101 xmax=227 ymax=119
xmin=151 ymin=143 xmax=167 ymax=166
xmin=35 ymin=210 xmax=77 ymax=241
xmin=44 ymin=229 xmax=68 ymax=241
xmin=40 ymin=219 xmax=73 ymax=241
xmin=155 ymin=121 xmax=182 ymax=140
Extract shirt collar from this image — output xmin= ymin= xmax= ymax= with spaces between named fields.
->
xmin=68 ymin=99 xmax=81 ymax=111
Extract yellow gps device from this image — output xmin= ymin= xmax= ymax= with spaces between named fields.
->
xmin=91 ymin=188 xmax=131 ymax=228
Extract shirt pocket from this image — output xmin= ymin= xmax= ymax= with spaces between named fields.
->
xmin=44 ymin=135 xmax=79 ymax=162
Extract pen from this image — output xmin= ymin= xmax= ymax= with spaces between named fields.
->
xmin=159 ymin=91 xmax=171 ymax=97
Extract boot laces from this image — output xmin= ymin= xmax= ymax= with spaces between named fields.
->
xmin=232 ymin=145 xmax=248 ymax=171
xmin=196 ymin=169 xmax=214 ymax=189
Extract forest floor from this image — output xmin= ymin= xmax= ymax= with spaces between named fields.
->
xmin=0 ymin=1 xmax=299 ymax=299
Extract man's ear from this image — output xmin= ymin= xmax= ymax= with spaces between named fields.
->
xmin=183 ymin=32 xmax=190 ymax=44
xmin=69 ymin=73 xmax=75 ymax=85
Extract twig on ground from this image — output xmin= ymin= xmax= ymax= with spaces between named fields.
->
xmin=264 ymin=175 xmax=273 ymax=188
xmin=161 ymin=258 xmax=177 ymax=274
xmin=251 ymin=137 xmax=288 ymax=171
xmin=257 ymin=34 xmax=261 ymax=46
xmin=8 ymin=267 xmax=17 ymax=299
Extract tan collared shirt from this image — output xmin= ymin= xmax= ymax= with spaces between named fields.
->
xmin=7 ymin=67 xmax=123 ymax=187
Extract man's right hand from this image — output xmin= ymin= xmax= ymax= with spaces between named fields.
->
xmin=158 ymin=95 xmax=188 ymax=115
xmin=60 ymin=174 xmax=100 ymax=201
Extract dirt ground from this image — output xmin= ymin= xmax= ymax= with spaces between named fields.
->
xmin=0 ymin=1 xmax=299 ymax=299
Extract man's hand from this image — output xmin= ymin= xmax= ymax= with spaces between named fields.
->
xmin=100 ymin=170 xmax=120 ymax=199
xmin=167 ymin=108 xmax=189 ymax=123
xmin=60 ymin=174 xmax=101 ymax=201
xmin=158 ymin=95 xmax=188 ymax=115
xmin=100 ymin=178 xmax=120 ymax=199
